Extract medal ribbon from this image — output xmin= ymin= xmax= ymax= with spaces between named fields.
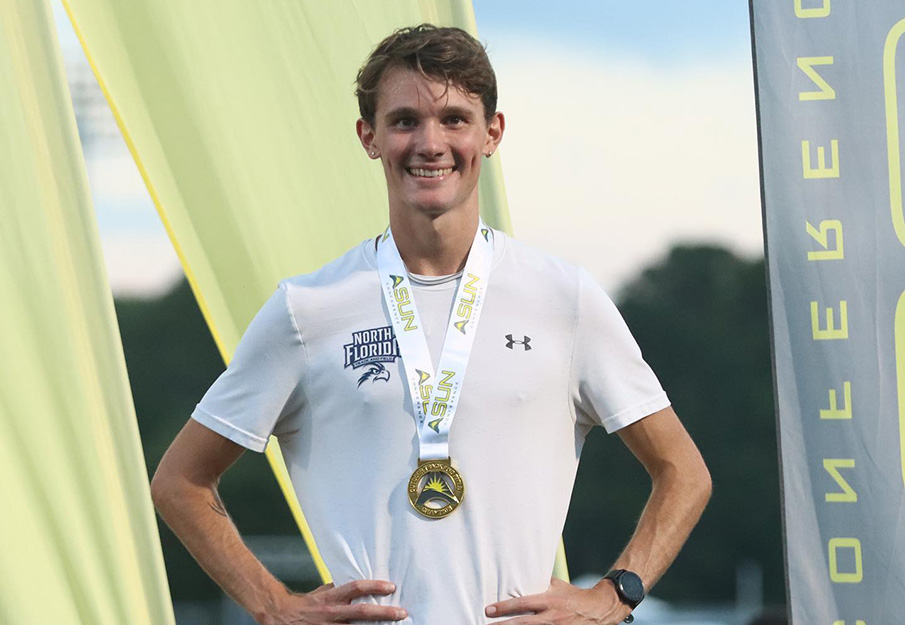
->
xmin=377 ymin=219 xmax=494 ymax=461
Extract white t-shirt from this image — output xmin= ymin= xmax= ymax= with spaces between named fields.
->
xmin=191 ymin=230 xmax=670 ymax=624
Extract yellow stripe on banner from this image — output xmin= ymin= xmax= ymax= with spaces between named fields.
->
xmin=553 ymin=536 xmax=571 ymax=583
xmin=883 ymin=19 xmax=905 ymax=490
xmin=59 ymin=0 xmax=225 ymax=363
xmin=896 ymin=292 xmax=905 ymax=488
xmin=883 ymin=18 xmax=905 ymax=247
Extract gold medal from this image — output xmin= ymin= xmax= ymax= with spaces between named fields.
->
xmin=407 ymin=458 xmax=465 ymax=519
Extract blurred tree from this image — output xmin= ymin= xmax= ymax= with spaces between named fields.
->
xmin=564 ymin=244 xmax=783 ymax=604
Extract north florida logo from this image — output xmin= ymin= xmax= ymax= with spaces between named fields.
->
xmin=344 ymin=325 xmax=400 ymax=387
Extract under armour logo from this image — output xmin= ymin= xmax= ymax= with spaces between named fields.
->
xmin=505 ymin=334 xmax=531 ymax=350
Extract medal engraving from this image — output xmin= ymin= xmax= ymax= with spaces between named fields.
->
xmin=408 ymin=459 xmax=465 ymax=519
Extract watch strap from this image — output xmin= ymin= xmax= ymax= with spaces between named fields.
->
xmin=603 ymin=568 xmax=645 ymax=622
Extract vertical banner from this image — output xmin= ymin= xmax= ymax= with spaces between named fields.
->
xmin=751 ymin=1 xmax=905 ymax=623
xmin=0 ymin=0 xmax=175 ymax=623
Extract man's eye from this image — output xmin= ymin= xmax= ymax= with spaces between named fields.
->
xmin=445 ymin=116 xmax=464 ymax=125
xmin=396 ymin=118 xmax=416 ymax=128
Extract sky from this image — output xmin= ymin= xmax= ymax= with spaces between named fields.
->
xmin=51 ymin=0 xmax=761 ymax=298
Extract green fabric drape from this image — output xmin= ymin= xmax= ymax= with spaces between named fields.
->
xmin=0 ymin=0 xmax=175 ymax=623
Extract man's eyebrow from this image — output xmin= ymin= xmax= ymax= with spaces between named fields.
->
xmin=441 ymin=106 xmax=473 ymax=119
xmin=384 ymin=107 xmax=419 ymax=121
xmin=383 ymin=105 xmax=474 ymax=122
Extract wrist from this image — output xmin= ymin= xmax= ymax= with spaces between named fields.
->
xmin=252 ymin=581 xmax=295 ymax=625
xmin=589 ymin=582 xmax=634 ymax=622
xmin=601 ymin=569 xmax=645 ymax=623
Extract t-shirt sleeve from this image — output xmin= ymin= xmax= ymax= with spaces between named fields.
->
xmin=570 ymin=268 xmax=670 ymax=433
xmin=190 ymin=281 xmax=306 ymax=452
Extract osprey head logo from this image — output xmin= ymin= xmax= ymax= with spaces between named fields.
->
xmin=481 ymin=228 xmax=491 ymax=242
xmin=454 ymin=319 xmax=469 ymax=334
xmin=416 ymin=369 xmax=431 ymax=385
xmin=390 ymin=275 xmax=404 ymax=288
xmin=357 ymin=363 xmax=390 ymax=386
xmin=428 ymin=417 xmax=443 ymax=433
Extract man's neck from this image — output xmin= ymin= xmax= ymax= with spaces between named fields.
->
xmin=388 ymin=205 xmax=479 ymax=276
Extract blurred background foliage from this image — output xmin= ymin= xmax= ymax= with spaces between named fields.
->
xmin=116 ymin=243 xmax=782 ymax=605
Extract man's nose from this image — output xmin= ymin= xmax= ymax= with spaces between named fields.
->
xmin=416 ymin=121 xmax=445 ymax=158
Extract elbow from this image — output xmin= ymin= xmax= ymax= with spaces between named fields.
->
xmin=679 ymin=442 xmax=713 ymax=508
xmin=149 ymin=465 xmax=171 ymax=510
xmin=695 ymin=458 xmax=713 ymax=508
xmin=149 ymin=458 xmax=186 ymax=512
xmin=701 ymin=468 xmax=713 ymax=503
xmin=150 ymin=458 xmax=219 ymax=512
xmin=651 ymin=452 xmax=712 ymax=501
xmin=657 ymin=454 xmax=712 ymax=509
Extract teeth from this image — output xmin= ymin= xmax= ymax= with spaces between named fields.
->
xmin=409 ymin=167 xmax=454 ymax=178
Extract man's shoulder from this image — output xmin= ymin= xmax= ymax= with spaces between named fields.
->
xmin=280 ymin=237 xmax=377 ymax=291
xmin=496 ymin=233 xmax=585 ymax=295
xmin=276 ymin=238 xmax=381 ymax=325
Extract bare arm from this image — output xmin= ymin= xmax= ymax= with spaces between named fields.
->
xmin=151 ymin=419 xmax=406 ymax=624
xmin=487 ymin=405 xmax=711 ymax=624
xmin=151 ymin=419 xmax=287 ymax=621
xmin=602 ymin=404 xmax=712 ymax=590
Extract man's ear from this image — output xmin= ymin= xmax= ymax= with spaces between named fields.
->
xmin=484 ymin=111 xmax=505 ymax=157
xmin=356 ymin=118 xmax=380 ymax=159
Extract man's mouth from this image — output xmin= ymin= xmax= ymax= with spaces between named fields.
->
xmin=407 ymin=166 xmax=455 ymax=178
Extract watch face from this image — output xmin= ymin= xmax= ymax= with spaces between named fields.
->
xmin=619 ymin=572 xmax=645 ymax=603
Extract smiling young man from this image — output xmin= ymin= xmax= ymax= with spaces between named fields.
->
xmin=151 ymin=24 xmax=711 ymax=625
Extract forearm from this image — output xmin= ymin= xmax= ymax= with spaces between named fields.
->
xmin=152 ymin=478 xmax=290 ymax=623
xmin=485 ymin=469 xmax=710 ymax=625
xmin=597 ymin=462 xmax=711 ymax=594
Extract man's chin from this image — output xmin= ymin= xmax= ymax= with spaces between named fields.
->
xmin=403 ymin=196 xmax=459 ymax=218
xmin=392 ymin=188 xmax=477 ymax=219
xmin=414 ymin=203 xmax=455 ymax=219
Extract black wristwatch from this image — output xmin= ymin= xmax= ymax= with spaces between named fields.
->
xmin=603 ymin=569 xmax=644 ymax=623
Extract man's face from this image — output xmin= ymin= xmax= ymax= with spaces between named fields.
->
xmin=357 ymin=66 xmax=504 ymax=218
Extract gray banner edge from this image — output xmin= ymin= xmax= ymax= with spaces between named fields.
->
xmin=747 ymin=0 xmax=794 ymax=621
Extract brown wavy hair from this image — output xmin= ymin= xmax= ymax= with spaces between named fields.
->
xmin=355 ymin=24 xmax=497 ymax=126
